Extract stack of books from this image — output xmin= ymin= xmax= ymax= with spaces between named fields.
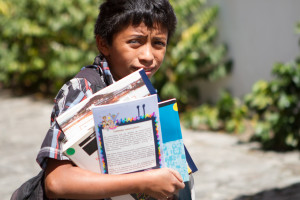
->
xmin=56 ymin=69 xmax=197 ymax=200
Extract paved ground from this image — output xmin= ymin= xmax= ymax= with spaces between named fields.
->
xmin=1 ymin=90 xmax=300 ymax=200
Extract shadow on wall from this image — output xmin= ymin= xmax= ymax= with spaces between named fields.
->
xmin=234 ymin=182 xmax=300 ymax=200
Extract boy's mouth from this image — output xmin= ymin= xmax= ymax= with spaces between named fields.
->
xmin=132 ymin=66 xmax=155 ymax=75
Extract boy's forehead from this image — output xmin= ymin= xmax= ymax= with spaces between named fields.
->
xmin=119 ymin=22 xmax=168 ymax=35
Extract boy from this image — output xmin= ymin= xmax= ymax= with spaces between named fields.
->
xmin=37 ymin=0 xmax=187 ymax=199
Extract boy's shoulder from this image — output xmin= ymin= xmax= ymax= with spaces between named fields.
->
xmin=75 ymin=65 xmax=107 ymax=93
xmin=53 ymin=65 xmax=107 ymax=114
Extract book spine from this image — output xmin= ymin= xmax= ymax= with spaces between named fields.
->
xmin=139 ymin=70 xmax=157 ymax=95
xmin=184 ymin=145 xmax=198 ymax=173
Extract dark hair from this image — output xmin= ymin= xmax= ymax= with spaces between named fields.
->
xmin=94 ymin=0 xmax=177 ymax=45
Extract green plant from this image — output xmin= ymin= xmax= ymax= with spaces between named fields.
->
xmin=217 ymin=91 xmax=248 ymax=133
xmin=153 ymin=0 xmax=232 ymax=110
xmin=182 ymin=104 xmax=220 ymax=131
xmin=182 ymin=91 xmax=247 ymax=133
xmin=245 ymin=61 xmax=300 ymax=151
xmin=0 ymin=0 xmax=101 ymax=95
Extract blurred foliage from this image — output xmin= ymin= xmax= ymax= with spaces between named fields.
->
xmin=182 ymin=91 xmax=247 ymax=133
xmin=1 ymin=0 xmax=230 ymax=100
xmin=245 ymin=61 xmax=300 ymax=151
xmin=0 ymin=0 xmax=101 ymax=95
xmin=153 ymin=0 xmax=232 ymax=110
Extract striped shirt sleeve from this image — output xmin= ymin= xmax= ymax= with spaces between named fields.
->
xmin=36 ymin=78 xmax=94 ymax=169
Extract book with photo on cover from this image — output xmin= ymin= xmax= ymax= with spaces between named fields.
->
xmin=92 ymin=94 xmax=162 ymax=200
xmin=58 ymin=69 xmax=157 ymax=174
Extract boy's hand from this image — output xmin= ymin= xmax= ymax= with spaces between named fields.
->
xmin=141 ymin=168 xmax=185 ymax=199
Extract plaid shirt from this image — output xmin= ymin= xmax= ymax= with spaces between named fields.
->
xmin=36 ymin=55 xmax=114 ymax=169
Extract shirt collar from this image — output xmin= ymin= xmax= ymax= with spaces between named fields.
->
xmin=93 ymin=54 xmax=115 ymax=85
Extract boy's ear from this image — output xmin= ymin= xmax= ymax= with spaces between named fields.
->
xmin=96 ymin=35 xmax=110 ymax=57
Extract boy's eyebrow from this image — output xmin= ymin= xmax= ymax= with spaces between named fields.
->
xmin=129 ymin=35 xmax=147 ymax=38
xmin=153 ymin=36 xmax=167 ymax=41
xmin=129 ymin=35 xmax=167 ymax=41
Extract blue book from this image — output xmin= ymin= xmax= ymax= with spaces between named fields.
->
xmin=159 ymin=99 xmax=198 ymax=182
xmin=159 ymin=99 xmax=198 ymax=200
xmin=159 ymin=99 xmax=189 ymax=182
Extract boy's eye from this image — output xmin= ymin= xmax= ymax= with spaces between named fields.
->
xmin=128 ymin=40 xmax=140 ymax=44
xmin=154 ymin=41 xmax=166 ymax=47
xmin=128 ymin=39 xmax=143 ymax=48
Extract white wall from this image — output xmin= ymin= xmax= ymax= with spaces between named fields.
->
xmin=199 ymin=0 xmax=300 ymax=102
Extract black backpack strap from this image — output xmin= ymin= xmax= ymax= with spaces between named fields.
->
xmin=75 ymin=65 xmax=108 ymax=93
xmin=11 ymin=170 xmax=47 ymax=200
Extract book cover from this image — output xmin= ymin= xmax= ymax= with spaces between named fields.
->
xmin=159 ymin=99 xmax=198 ymax=175
xmin=60 ymin=69 xmax=156 ymax=174
xmin=158 ymin=99 xmax=189 ymax=182
xmin=93 ymin=94 xmax=162 ymax=200
xmin=92 ymin=94 xmax=163 ymax=175
xmin=63 ymin=129 xmax=101 ymax=173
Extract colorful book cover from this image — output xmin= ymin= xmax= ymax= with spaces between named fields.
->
xmin=93 ymin=94 xmax=162 ymax=200
xmin=158 ymin=99 xmax=189 ymax=182
xmin=92 ymin=94 xmax=163 ymax=175
xmin=159 ymin=99 xmax=198 ymax=175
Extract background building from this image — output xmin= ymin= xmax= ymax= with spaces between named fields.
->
xmin=200 ymin=0 xmax=300 ymax=102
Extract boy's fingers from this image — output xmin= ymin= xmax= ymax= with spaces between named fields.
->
xmin=168 ymin=168 xmax=183 ymax=182
xmin=168 ymin=169 xmax=185 ymax=189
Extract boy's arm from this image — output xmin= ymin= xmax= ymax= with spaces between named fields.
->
xmin=45 ymin=158 xmax=185 ymax=199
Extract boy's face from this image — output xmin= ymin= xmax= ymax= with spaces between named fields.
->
xmin=100 ymin=22 xmax=168 ymax=81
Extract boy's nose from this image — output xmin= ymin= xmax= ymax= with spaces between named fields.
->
xmin=139 ymin=43 xmax=154 ymax=66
